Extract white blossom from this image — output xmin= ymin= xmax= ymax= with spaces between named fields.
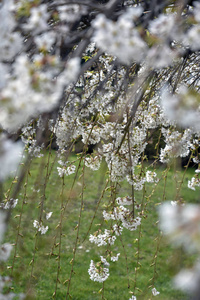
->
xmin=152 ymin=287 xmax=160 ymax=296
xmin=110 ymin=253 xmax=120 ymax=262
xmin=116 ymin=196 xmax=133 ymax=206
xmin=0 ymin=55 xmax=64 ymax=132
xmin=57 ymin=164 xmax=76 ymax=177
xmin=100 ymin=256 xmax=110 ymax=267
xmin=89 ymin=229 xmax=116 ymax=247
xmin=149 ymin=13 xmax=175 ymax=39
xmin=193 ymin=157 xmax=200 ymax=164
xmin=85 ymin=156 xmax=102 ymax=171
xmin=34 ymin=31 xmax=56 ymax=51
xmin=88 ymin=260 xmax=109 ymax=282
xmin=0 ymin=2 xmax=22 ymax=61
xmin=25 ymin=4 xmax=50 ymax=33
xmin=92 ymin=10 xmax=147 ymax=64
xmin=40 ymin=226 xmax=49 ymax=235
xmin=46 ymin=212 xmax=53 ymax=220
xmin=129 ymin=296 xmax=137 ymax=300
xmin=147 ymin=44 xmax=178 ymax=68
xmin=1 ymin=199 xmax=18 ymax=210
xmin=188 ymin=177 xmax=200 ymax=191
xmin=160 ymin=128 xmax=192 ymax=163
xmin=146 ymin=171 xmax=158 ymax=183
xmin=58 ymin=4 xmax=87 ymax=22
xmin=33 ymin=220 xmax=48 ymax=235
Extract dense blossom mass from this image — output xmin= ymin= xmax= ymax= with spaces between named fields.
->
xmin=0 ymin=0 xmax=200 ymax=299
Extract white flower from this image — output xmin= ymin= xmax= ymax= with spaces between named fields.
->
xmin=89 ymin=229 xmax=116 ymax=247
xmin=100 ymin=256 xmax=110 ymax=267
xmin=88 ymin=260 xmax=109 ymax=282
xmin=0 ymin=3 xmax=23 ymax=61
xmin=34 ymin=31 xmax=56 ymax=51
xmin=171 ymin=201 xmax=177 ymax=206
xmin=103 ymin=210 xmax=114 ymax=221
xmin=124 ymin=6 xmax=143 ymax=21
xmin=129 ymin=296 xmax=137 ymax=300
xmin=111 ymin=253 xmax=120 ymax=262
xmin=33 ymin=220 xmax=48 ymax=235
xmin=58 ymin=4 xmax=86 ymax=22
xmin=25 ymin=4 xmax=49 ymax=33
xmin=92 ymin=11 xmax=147 ymax=64
xmin=146 ymin=171 xmax=158 ymax=183
xmin=33 ymin=220 xmax=39 ymax=228
xmin=46 ymin=212 xmax=53 ymax=220
xmin=193 ymin=157 xmax=200 ymax=164
xmin=188 ymin=177 xmax=200 ymax=191
xmin=67 ymin=165 xmax=76 ymax=175
xmin=147 ymin=44 xmax=177 ymax=68
xmin=149 ymin=13 xmax=175 ymax=39
xmin=103 ymin=206 xmax=141 ymax=232
xmin=0 ymin=55 xmax=65 ymax=132
xmin=57 ymin=164 xmax=76 ymax=177
xmin=159 ymin=128 xmax=192 ymax=163
xmin=152 ymin=287 xmax=160 ymax=296
xmin=116 ymin=196 xmax=132 ymax=206
xmin=40 ymin=226 xmax=48 ymax=235
xmin=112 ymin=224 xmax=123 ymax=236
xmin=57 ymin=167 xmax=65 ymax=177
xmin=85 ymin=156 xmax=101 ymax=171
xmin=1 ymin=198 xmax=18 ymax=210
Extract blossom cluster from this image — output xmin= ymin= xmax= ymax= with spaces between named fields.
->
xmin=88 ymin=257 xmax=110 ymax=283
xmin=33 ymin=220 xmax=48 ymax=235
xmin=0 ymin=0 xmax=200 ymax=298
xmin=92 ymin=8 xmax=146 ymax=64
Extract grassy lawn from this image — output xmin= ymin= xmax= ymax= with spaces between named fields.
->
xmin=1 ymin=151 xmax=198 ymax=299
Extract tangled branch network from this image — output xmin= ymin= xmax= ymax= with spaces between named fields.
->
xmin=0 ymin=0 xmax=200 ymax=299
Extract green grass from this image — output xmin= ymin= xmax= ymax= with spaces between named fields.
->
xmin=1 ymin=152 xmax=198 ymax=300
